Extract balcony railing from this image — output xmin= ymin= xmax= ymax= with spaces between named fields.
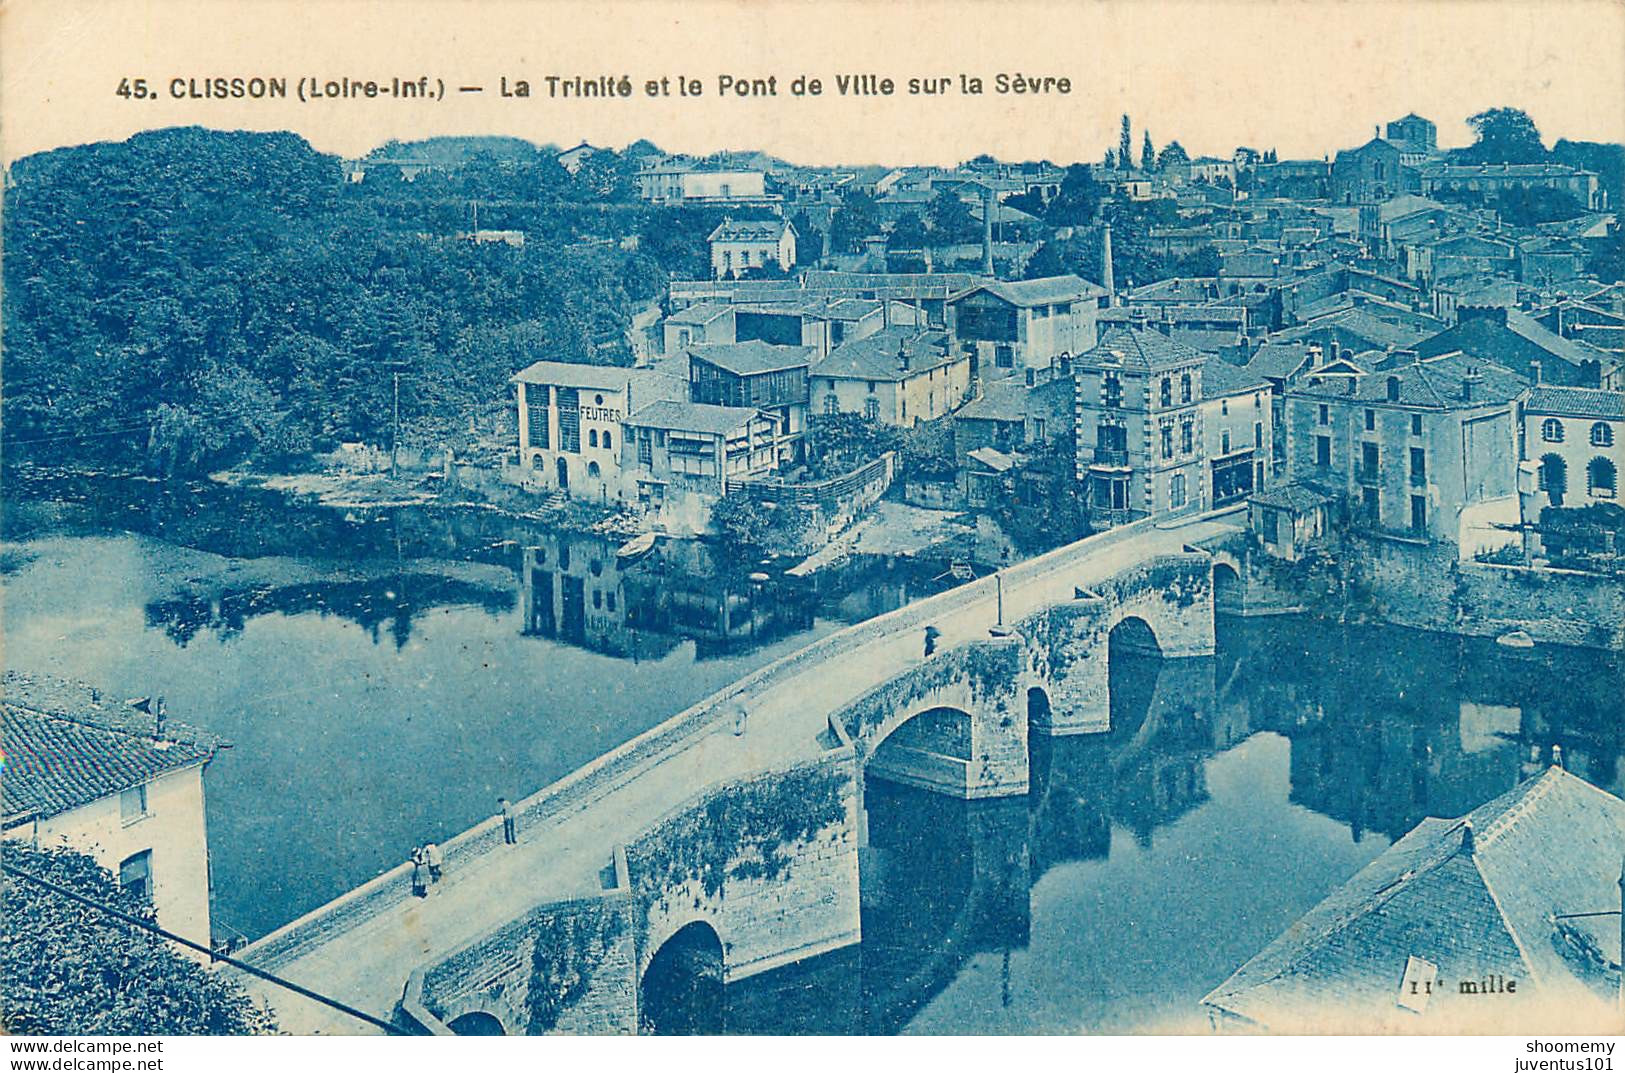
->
xmin=1357 ymin=466 xmax=1382 ymax=486
xmin=1088 ymin=506 xmax=1136 ymax=529
xmin=1090 ymin=448 xmax=1130 ymax=468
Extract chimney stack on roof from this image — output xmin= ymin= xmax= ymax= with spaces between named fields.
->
xmin=1461 ymin=366 xmax=1483 ymax=403
xmin=897 ymin=336 xmax=910 ymax=372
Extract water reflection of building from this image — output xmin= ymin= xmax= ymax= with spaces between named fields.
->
xmin=516 ymin=532 xmax=816 ymax=660
xmin=517 ymin=532 xmax=674 ymax=659
xmin=1223 ymin=619 xmax=1625 ymax=841
xmin=727 ymin=617 xmax=1624 ymax=1034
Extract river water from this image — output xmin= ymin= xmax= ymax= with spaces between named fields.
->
xmin=4 ymin=474 xmax=1621 ymax=1033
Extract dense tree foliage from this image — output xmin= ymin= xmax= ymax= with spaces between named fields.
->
xmin=1042 ymin=165 xmax=1103 ymax=228
xmin=1457 ymin=107 xmax=1549 ymax=164
xmin=1024 ymin=199 xmax=1213 ymax=288
xmin=992 ymin=437 xmax=1087 ymax=553
xmin=1553 ymin=138 xmax=1625 ymax=213
xmin=1 ymin=128 xmax=722 ymax=474
xmin=804 ymin=413 xmax=902 ymax=479
xmin=927 ymin=188 xmax=981 ymax=244
xmin=709 ymin=490 xmax=813 ymax=550
xmin=1431 ymin=183 xmax=1586 ymax=226
xmin=1 ymin=841 xmax=274 ymax=1034
xmin=829 ymin=191 xmax=881 ymax=253
xmin=1586 ymin=227 xmax=1625 ymax=283
xmin=1156 ymin=141 xmax=1191 ymax=173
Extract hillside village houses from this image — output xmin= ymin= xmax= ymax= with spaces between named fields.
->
xmin=708 ymin=217 xmax=797 ymax=279
xmin=1073 ymin=325 xmax=1211 ymax=529
xmin=2 ymin=673 xmax=219 ymax=954
xmin=636 ymin=156 xmax=779 ymax=207
xmin=1524 ymin=385 xmax=1623 ymax=508
xmin=810 ymin=326 xmax=973 ymax=426
xmin=1283 ymin=348 xmax=1526 ymax=551
xmin=946 ymin=276 xmax=1106 ymax=383
xmin=499 ymin=111 xmax=1624 ymax=561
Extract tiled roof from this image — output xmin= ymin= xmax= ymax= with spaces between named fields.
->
xmin=1202 ymin=355 xmax=1271 ymax=398
xmin=811 ymin=327 xmax=959 ymax=382
xmin=664 ymin=302 xmax=733 ymax=326
xmin=626 ymin=399 xmax=767 ymax=435
xmin=1077 ymin=326 xmax=1208 ymax=371
xmin=687 ymin=341 xmax=813 ymax=376
xmin=708 ymin=218 xmax=791 ymax=243
xmin=1246 ymin=342 xmax=1315 ymax=381
xmin=1418 ymin=311 xmax=1614 ymax=372
xmin=1276 ymin=309 xmax=1429 ymax=352
xmin=966 ymin=446 xmax=1016 ymax=472
xmin=955 ymin=377 xmax=1071 ymax=424
xmin=2 ymin=672 xmax=218 ymax=823
xmin=1419 ymin=162 xmax=1594 ymax=179
xmin=1203 ymin=767 xmax=1625 ymax=1032
xmin=1526 ymin=386 xmax=1625 ymax=419
xmin=952 ymin=275 xmax=1106 ymax=308
xmin=1249 ymin=482 xmax=1333 ymax=512
xmin=1374 ymin=195 xmax=1446 ymax=222
xmin=511 ymin=360 xmax=633 ymax=391
xmin=1292 ymin=350 xmax=1527 ymax=408
xmin=801 ymin=270 xmax=987 ymax=299
xmin=732 ymin=298 xmax=881 ymax=322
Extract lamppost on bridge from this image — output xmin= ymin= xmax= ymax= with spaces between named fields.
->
xmin=989 ymin=574 xmax=1015 ymax=638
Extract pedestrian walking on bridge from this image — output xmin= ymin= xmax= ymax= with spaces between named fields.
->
xmin=409 ymin=846 xmax=428 ymax=898
xmin=923 ymin=624 xmax=941 ymax=657
xmin=499 ymin=798 xmax=517 ymax=845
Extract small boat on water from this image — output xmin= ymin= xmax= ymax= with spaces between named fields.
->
xmin=615 ymin=531 xmax=659 ymax=565
xmin=1496 ymin=629 xmax=1535 ymax=649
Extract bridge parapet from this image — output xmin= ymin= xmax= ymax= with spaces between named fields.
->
xmin=830 ymin=636 xmax=1029 ymax=800
xmin=1017 ymin=550 xmax=1217 ymax=734
xmin=625 ymin=751 xmax=862 ymax=985
xmin=236 ymin=519 xmax=1175 ymax=977
xmin=405 ymin=853 xmax=639 ymax=1036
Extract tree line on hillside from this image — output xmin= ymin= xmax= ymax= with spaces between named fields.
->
xmin=0 ymin=128 xmax=743 ymax=476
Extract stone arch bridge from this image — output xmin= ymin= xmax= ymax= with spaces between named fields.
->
xmin=231 ymin=512 xmax=1242 ymax=1035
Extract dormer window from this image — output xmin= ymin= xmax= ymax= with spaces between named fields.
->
xmin=1386 ymin=377 xmax=1400 ymax=402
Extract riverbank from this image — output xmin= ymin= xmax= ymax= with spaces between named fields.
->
xmin=788 ymin=501 xmax=1017 ymax=577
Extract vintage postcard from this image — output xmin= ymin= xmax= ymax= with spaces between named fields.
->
xmin=2 ymin=0 xmax=1623 ymax=1062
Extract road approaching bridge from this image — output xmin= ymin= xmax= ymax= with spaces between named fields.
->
xmin=234 ymin=508 xmax=1243 ymax=1034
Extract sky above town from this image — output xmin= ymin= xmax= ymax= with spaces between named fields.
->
xmin=3 ymin=0 xmax=1624 ymax=167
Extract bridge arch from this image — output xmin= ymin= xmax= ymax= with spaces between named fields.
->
xmin=1107 ymin=613 xmax=1164 ymax=657
xmin=444 ymin=1006 xmax=510 ymax=1036
xmin=640 ymin=918 xmax=725 ymax=1035
xmin=1026 ymin=686 xmax=1051 ymax=729
xmin=1211 ymin=559 xmax=1243 ymax=616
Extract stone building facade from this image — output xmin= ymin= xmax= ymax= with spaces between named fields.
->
xmin=1073 ymin=326 xmax=1209 ymax=529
